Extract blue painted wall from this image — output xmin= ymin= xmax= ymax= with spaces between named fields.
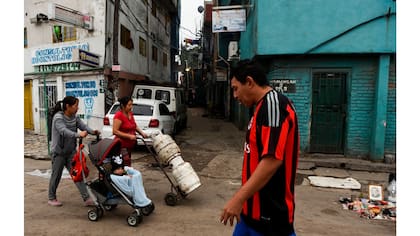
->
xmin=385 ymin=56 xmax=396 ymax=154
xmin=240 ymin=0 xmax=396 ymax=58
xmin=223 ymin=0 xmax=396 ymax=158
xmin=265 ymin=55 xmax=396 ymax=157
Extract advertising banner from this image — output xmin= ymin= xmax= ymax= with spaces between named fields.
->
xmin=212 ymin=8 xmax=246 ymax=33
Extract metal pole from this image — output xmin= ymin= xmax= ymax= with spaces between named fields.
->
xmin=113 ymin=0 xmax=120 ymax=100
xmin=43 ymin=73 xmax=50 ymax=155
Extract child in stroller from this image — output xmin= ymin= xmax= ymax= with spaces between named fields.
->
xmin=86 ymin=137 xmax=154 ymax=226
xmin=108 ymin=154 xmax=154 ymax=211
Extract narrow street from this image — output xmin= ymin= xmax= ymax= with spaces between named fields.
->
xmin=24 ymin=107 xmax=396 ymax=235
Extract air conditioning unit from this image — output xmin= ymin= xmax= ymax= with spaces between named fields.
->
xmin=228 ymin=41 xmax=239 ymax=61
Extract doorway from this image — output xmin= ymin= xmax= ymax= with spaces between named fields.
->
xmin=24 ymin=81 xmax=34 ymax=130
xmin=38 ymin=81 xmax=57 ymax=134
xmin=310 ymin=71 xmax=347 ymax=153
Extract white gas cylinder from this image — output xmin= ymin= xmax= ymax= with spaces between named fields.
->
xmin=172 ymin=162 xmax=201 ymax=194
xmin=152 ymin=134 xmax=180 ymax=165
xmin=169 ymin=155 xmax=184 ymax=167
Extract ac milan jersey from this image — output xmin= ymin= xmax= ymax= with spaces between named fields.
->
xmin=241 ymin=89 xmax=299 ymax=235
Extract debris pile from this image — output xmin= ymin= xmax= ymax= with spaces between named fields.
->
xmin=339 ymin=197 xmax=396 ymax=221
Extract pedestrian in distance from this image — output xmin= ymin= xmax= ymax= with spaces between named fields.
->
xmin=220 ymin=59 xmax=300 ymax=236
xmin=112 ymin=96 xmax=148 ymax=166
xmin=48 ymin=96 xmax=100 ymax=207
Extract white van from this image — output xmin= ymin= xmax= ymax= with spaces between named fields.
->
xmin=132 ymin=84 xmax=187 ymax=133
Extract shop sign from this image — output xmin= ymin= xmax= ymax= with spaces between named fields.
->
xmin=31 ymin=42 xmax=89 ymax=66
xmin=270 ymin=79 xmax=297 ymax=93
xmin=73 ymin=49 xmax=100 ymax=67
xmin=65 ymin=80 xmax=98 ymax=98
xmin=34 ymin=62 xmax=80 ymax=73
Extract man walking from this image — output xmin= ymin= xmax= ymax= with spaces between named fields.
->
xmin=220 ymin=59 xmax=299 ymax=236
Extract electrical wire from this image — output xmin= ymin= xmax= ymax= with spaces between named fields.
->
xmin=304 ymin=11 xmax=396 ymax=54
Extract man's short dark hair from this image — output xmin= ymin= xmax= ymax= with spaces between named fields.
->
xmin=230 ymin=59 xmax=268 ymax=86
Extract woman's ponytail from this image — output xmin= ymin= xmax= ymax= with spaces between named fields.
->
xmin=52 ymin=101 xmax=63 ymax=116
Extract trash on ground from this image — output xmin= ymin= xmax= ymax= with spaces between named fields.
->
xmin=339 ymin=196 xmax=396 ymax=221
xmin=26 ymin=169 xmax=71 ymax=179
xmin=308 ymin=176 xmax=361 ymax=189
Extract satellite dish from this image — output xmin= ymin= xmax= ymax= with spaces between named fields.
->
xmin=198 ymin=6 xmax=204 ymax=13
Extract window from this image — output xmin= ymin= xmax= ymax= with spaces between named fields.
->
xmin=155 ymin=90 xmax=170 ymax=104
xmin=24 ymin=28 xmax=28 ymax=48
xmin=109 ymin=105 xmax=120 ymax=114
xmin=133 ymin=104 xmax=153 ymax=116
xmin=162 ymin=52 xmax=168 ymax=67
xmin=139 ymin=36 xmax=146 ymax=56
xmin=120 ymin=24 xmax=133 ymax=49
xmin=165 ymin=13 xmax=170 ymax=33
xmin=152 ymin=45 xmax=158 ymax=62
xmin=52 ymin=25 xmax=77 ymax=43
xmin=159 ymin=104 xmax=170 ymax=116
xmin=135 ymin=88 xmax=152 ymax=99
xmin=110 ymin=103 xmax=153 ymax=116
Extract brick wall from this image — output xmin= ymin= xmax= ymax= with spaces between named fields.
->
xmin=346 ymin=61 xmax=376 ymax=157
xmin=385 ymin=56 xmax=396 ymax=154
xmin=268 ymin=67 xmax=312 ymax=152
xmin=266 ymin=55 xmax=395 ymax=157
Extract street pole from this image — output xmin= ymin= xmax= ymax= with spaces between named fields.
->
xmin=211 ymin=0 xmax=219 ymax=115
xmin=112 ymin=0 xmax=120 ymax=100
xmin=43 ymin=73 xmax=50 ymax=155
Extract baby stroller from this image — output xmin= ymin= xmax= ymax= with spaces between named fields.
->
xmin=85 ymin=137 xmax=154 ymax=227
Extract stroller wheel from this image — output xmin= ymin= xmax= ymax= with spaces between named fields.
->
xmin=164 ymin=193 xmax=178 ymax=206
xmin=97 ymin=207 xmax=104 ymax=218
xmin=104 ymin=204 xmax=117 ymax=211
xmin=88 ymin=209 xmax=100 ymax=221
xmin=141 ymin=202 xmax=155 ymax=216
xmin=127 ymin=211 xmax=143 ymax=227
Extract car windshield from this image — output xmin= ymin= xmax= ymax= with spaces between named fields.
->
xmin=109 ymin=104 xmax=154 ymax=116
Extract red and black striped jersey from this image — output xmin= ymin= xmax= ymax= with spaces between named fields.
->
xmin=241 ymin=89 xmax=299 ymax=234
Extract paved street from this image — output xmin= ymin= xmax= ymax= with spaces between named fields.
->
xmin=24 ymin=107 xmax=396 ymax=235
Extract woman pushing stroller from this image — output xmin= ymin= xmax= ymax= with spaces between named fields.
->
xmin=48 ymin=96 xmax=100 ymax=207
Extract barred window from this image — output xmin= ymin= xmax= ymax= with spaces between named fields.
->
xmin=152 ymin=45 xmax=158 ymax=62
xmin=162 ymin=52 xmax=167 ymax=67
xmin=139 ymin=36 xmax=146 ymax=56
xmin=120 ymin=24 xmax=133 ymax=49
xmin=52 ymin=25 xmax=77 ymax=43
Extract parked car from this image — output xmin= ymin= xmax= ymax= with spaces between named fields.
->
xmin=102 ymin=99 xmax=175 ymax=145
xmin=132 ymin=84 xmax=187 ymax=134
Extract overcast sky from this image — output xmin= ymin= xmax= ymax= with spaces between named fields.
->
xmin=180 ymin=0 xmax=204 ymax=41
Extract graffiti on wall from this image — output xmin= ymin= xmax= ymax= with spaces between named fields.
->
xmin=65 ymin=80 xmax=98 ymax=119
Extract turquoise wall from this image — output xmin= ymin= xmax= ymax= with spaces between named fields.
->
xmin=240 ymin=0 xmax=396 ymax=58
xmin=266 ymin=55 xmax=396 ymax=157
xmin=385 ymin=56 xmax=396 ymax=154
xmin=223 ymin=0 xmax=396 ymax=158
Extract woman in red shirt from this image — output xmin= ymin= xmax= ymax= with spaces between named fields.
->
xmin=113 ymin=96 xmax=148 ymax=166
